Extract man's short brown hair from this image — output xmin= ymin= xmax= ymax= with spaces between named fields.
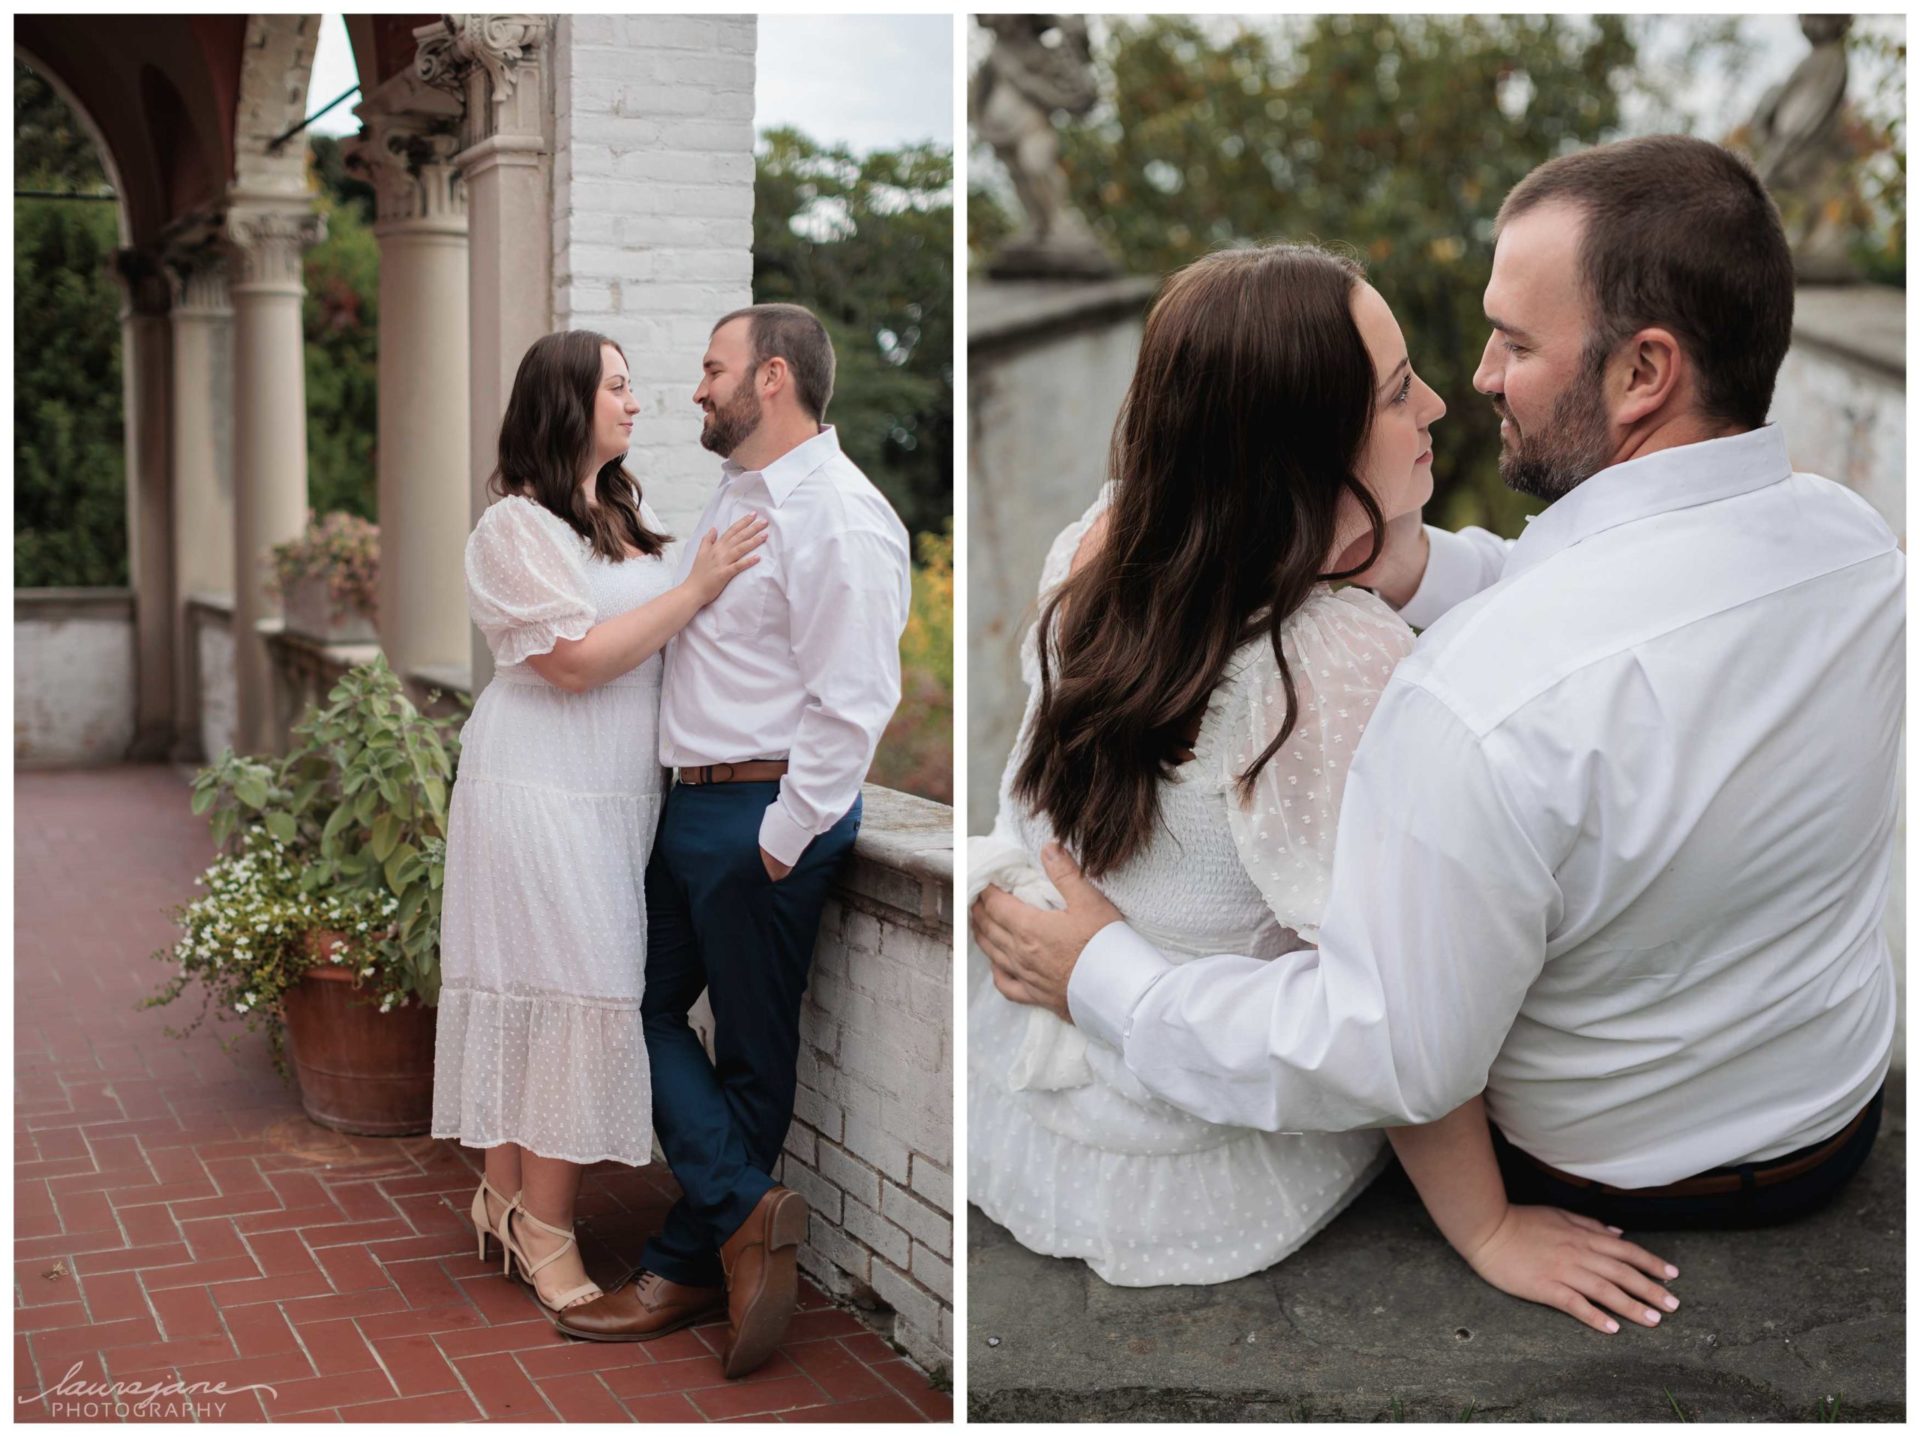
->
xmin=1498 ymin=135 xmax=1794 ymax=431
xmin=713 ymin=302 xmax=836 ymax=420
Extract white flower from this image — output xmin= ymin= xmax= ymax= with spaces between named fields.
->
xmin=233 ymin=1001 xmax=248 ymax=1013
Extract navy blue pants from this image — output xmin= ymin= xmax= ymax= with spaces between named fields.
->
xmin=639 ymin=781 xmax=861 ymax=1287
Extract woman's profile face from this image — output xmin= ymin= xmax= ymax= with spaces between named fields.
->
xmin=1349 ymin=283 xmax=1444 ymax=526
xmin=590 ymin=343 xmax=640 ymax=474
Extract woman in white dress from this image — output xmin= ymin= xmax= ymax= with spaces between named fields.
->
xmin=968 ymin=243 xmax=1447 ymax=1285
xmin=434 ymin=330 xmax=766 ymax=1319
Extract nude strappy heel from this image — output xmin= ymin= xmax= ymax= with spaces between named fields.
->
xmin=469 ymin=1177 xmax=518 ymax=1269
xmin=500 ymin=1196 xmax=603 ymax=1315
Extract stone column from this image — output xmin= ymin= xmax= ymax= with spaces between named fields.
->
xmin=225 ymin=198 xmax=325 ymax=754
xmin=113 ymin=248 xmax=176 ymax=761
xmin=347 ymin=74 xmax=472 ymax=689
xmin=417 ymin=13 xmax=553 ymax=693
xmin=163 ymin=244 xmax=235 ymax=760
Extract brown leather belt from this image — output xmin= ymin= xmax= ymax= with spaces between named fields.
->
xmin=677 ymin=761 xmax=789 ymax=786
xmin=1516 ymin=1099 xmax=1875 ymax=1199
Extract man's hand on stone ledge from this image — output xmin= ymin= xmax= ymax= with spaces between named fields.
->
xmin=971 ymin=843 xmax=1120 ymax=1023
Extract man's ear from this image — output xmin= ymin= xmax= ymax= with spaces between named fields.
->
xmin=1614 ymin=326 xmax=1686 ymax=428
xmin=760 ymin=355 xmax=790 ymax=401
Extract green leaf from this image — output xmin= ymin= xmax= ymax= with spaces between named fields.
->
xmin=370 ymin=813 xmax=400 ymax=863
xmin=265 ymin=812 xmax=297 ymax=845
xmin=189 ymin=784 xmax=216 ymax=816
xmin=354 ymin=787 xmax=380 ymax=825
xmin=322 ymin=805 xmax=353 ymax=848
xmin=384 ymin=842 xmax=417 ymax=895
xmin=235 ymin=776 xmax=269 ymax=809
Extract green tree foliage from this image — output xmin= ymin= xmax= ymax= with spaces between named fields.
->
xmin=15 ymin=60 xmax=127 ymax=587
xmin=977 ymin=16 xmax=1642 ymax=537
xmin=753 ymin=127 xmax=952 ymax=541
xmin=303 ymin=136 xmax=379 ymax=521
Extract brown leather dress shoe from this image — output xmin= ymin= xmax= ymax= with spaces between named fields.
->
xmin=718 ymin=1186 xmax=809 ymax=1378
xmin=553 ymin=1270 xmax=725 ymax=1343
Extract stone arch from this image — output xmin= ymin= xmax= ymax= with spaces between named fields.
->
xmin=231 ymin=14 xmax=323 ymax=195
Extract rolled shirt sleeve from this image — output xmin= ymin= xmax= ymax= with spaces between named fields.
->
xmin=759 ymin=524 xmax=912 ymax=866
xmin=1068 ymin=676 xmax=1560 ymax=1133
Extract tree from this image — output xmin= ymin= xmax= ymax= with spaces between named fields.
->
xmin=14 ymin=61 xmax=127 ymax=587
xmin=302 ymin=136 xmax=379 ymax=522
xmin=752 ymin=128 xmax=953 ymax=541
xmin=977 ymin=16 xmax=1641 ymax=536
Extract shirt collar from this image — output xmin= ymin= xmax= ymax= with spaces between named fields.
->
xmin=1504 ymin=424 xmax=1792 ymax=579
xmin=719 ymin=424 xmax=841 ymax=507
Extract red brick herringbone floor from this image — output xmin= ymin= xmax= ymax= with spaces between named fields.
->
xmin=14 ymin=766 xmax=949 ymax=1423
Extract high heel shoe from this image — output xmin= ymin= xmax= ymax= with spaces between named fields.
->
xmin=469 ymin=1177 xmax=518 ymax=1269
xmin=500 ymin=1197 xmax=603 ymax=1316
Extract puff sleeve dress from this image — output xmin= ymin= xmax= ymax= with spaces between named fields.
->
xmin=433 ymin=495 xmax=676 ymax=1166
xmin=967 ymin=488 xmax=1416 ymax=1285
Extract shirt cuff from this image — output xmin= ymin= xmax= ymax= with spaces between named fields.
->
xmin=1066 ymin=921 xmax=1174 ymax=1052
xmin=758 ymin=801 xmax=813 ymax=869
xmin=1398 ymin=525 xmax=1483 ymax=630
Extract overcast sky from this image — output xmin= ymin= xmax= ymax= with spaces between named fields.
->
xmin=308 ymin=14 xmax=953 ymax=153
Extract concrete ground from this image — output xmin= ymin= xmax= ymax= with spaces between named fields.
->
xmin=968 ymin=1085 xmax=1904 ymax=1423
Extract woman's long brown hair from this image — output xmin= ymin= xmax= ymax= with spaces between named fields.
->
xmin=1012 ymin=244 xmax=1385 ymax=879
xmin=488 ymin=330 xmax=669 ymax=559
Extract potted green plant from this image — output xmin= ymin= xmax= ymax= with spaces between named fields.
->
xmin=268 ymin=509 xmax=381 ymax=644
xmin=148 ymin=655 xmax=460 ymax=1135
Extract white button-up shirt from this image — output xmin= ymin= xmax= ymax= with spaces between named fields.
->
xmin=660 ymin=425 xmax=912 ymax=867
xmin=1068 ymin=426 xmax=1903 ymax=1187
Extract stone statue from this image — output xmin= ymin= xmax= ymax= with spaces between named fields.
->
xmin=1744 ymin=14 xmax=1863 ymax=283
xmin=973 ymin=15 xmax=1118 ymax=279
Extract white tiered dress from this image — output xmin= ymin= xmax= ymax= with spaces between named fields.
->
xmin=433 ymin=494 xmax=674 ymax=1167
xmin=968 ymin=489 xmax=1416 ymax=1286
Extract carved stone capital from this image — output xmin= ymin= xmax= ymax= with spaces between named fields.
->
xmin=415 ymin=13 xmax=550 ymax=150
xmin=346 ymin=109 xmax=467 ymax=228
xmin=224 ymin=203 xmax=327 ymax=292
xmin=164 ymin=248 xmax=232 ymax=318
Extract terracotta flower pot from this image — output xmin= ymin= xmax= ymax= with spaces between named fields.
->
xmin=280 ymin=931 xmax=436 ymax=1136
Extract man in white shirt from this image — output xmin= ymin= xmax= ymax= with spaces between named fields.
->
xmin=975 ymin=137 xmax=1902 ymax=1239
xmin=564 ymin=305 xmax=910 ymax=1372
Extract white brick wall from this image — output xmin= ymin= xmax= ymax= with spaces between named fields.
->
xmin=778 ymin=788 xmax=954 ymax=1374
xmin=550 ymin=14 xmax=758 ymax=536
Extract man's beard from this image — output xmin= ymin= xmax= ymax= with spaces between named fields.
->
xmin=1496 ymin=346 xmax=1616 ymax=502
xmin=699 ymin=383 xmax=762 ymax=457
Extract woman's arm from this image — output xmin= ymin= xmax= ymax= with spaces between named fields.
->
xmin=527 ymin=513 xmax=766 ymax=693
xmin=1387 ymin=1096 xmax=1681 ymax=1335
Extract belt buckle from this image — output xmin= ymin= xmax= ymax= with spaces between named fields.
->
xmin=714 ymin=762 xmax=735 ymax=783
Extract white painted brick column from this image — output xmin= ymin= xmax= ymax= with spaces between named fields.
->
xmin=550 ymin=13 xmax=758 ymax=535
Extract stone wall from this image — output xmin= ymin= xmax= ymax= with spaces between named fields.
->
xmin=187 ymin=595 xmax=238 ymax=764
xmin=967 ymin=276 xmax=1158 ymax=824
xmin=1771 ymin=284 xmax=1904 ymax=541
xmin=14 ymin=590 xmax=137 ymax=767
xmin=550 ymin=13 xmax=758 ymax=536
